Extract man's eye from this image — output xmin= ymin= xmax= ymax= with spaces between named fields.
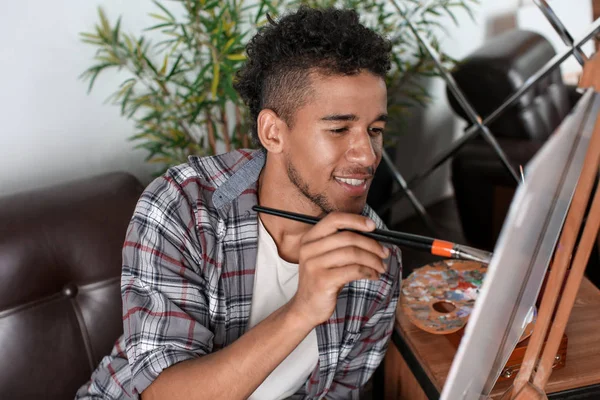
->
xmin=330 ymin=127 xmax=348 ymax=134
xmin=369 ymin=127 xmax=385 ymax=135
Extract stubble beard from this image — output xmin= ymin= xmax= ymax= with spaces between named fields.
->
xmin=286 ymin=158 xmax=337 ymax=214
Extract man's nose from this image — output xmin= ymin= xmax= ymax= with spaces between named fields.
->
xmin=346 ymin=130 xmax=378 ymax=167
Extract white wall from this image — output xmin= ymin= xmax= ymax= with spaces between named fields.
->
xmin=0 ymin=1 xmax=158 ymax=197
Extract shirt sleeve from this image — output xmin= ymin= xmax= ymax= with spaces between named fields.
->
xmin=121 ymin=172 xmax=214 ymax=396
xmin=326 ymin=247 xmax=402 ymax=400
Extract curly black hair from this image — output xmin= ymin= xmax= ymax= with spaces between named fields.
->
xmin=233 ymin=6 xmax=392 ymax=147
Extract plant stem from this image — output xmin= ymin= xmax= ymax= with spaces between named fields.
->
xmin=221 ymin=105 xmax=231 ymax=152
xmin=205 ymin=109 xmax=217 ymax=154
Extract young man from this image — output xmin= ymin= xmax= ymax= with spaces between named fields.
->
xmin=77 ymin=6 xmax=401 ymax=400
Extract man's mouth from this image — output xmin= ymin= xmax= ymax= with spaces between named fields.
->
xmin=334 ymin=177 xmax=367 ymax=186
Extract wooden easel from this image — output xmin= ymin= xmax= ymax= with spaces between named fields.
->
xmin=499 ymin=54 xmax=600 ymax=400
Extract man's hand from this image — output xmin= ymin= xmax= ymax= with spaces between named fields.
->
xmin=290 ymin=212 xmax=390 ymax=327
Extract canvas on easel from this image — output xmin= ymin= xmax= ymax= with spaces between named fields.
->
xmin=439 ymin=57 xmax=600 ymax=399
xmin=507 ymin=52 xmax=600 ymax=400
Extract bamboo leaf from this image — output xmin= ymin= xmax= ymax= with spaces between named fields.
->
xmin=112 ymin=16 xmax=122 ymax=43
xmin=204 ymin=0 xmax=221 ymax=10
xmin=209 ymin=45 xmax=220 ymax=98
xmin=143 ymin=54 xmax=159 ymax=75
xmin=223 ymin=37 xmax=236 ymax=53
xmin=166 ymin=54 xmax=183 ymax=79
xmin=119 ymin=78 xmax=136 ymax=88
xmin=80 ymin=32 xmax=100 ymax=40
xmin=226 ymin=53 xmax=246 ymax=61
xmin=160 ymin=54 xmax=169 ymax=75
xmin=81 ymin=38 xmax=104 ymax=45
xmin=85 ymin=68 xmax=102 ymax=94
xmin=124 ymin=34 xmax=134 ymax=52
xmin=425 ymin=8 xmax=441 ymax=17
xmin=149 ymin=13 xmax=172 ymax=22
xmin=152 ymin=0 xmax=176 ymax=22
xmin=127 ymin=100 xmax=145 ymax=118
xmin=81 ymin=63 xmax=114 ymax=93
xmin=443 ymin=7 xmax=459 ymax=25
xmin=94 ymin=55 xmax=122 ymax=65
xmin=222 ymin=77 xmax=238 ymax=101
xmin=121 ymin=84 xmax=135 ymax=115
xmin=145 ymin=22 xmax=175 ymax=31
xmin=180 ymin=25 xmax=190 ymax=42
xmin=211 ymin=64 xmax=220 ymax=98
xmin=254 ymin=2 xmax=265 ymax=24
xmin=98 ymin=7 xmax=111 ymax=36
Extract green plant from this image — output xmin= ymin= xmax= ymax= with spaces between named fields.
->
xmin=80 ymin=0 xmax=476 ymax=171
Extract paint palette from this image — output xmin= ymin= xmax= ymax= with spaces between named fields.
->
xmin=401 ymin=260 xmax=487 ymax=335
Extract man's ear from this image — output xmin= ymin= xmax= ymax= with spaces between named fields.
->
xmin=256 ymin=109 xmax=286 ymax=153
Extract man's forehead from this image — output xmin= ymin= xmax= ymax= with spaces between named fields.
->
xmin=305 ymin=72 xmax=387 ymax=109
xmin=308 ymin=69 xmax=386 ymax=86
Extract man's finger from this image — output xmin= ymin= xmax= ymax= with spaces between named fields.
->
xmin=300 ymin=230 xmax=388 ymax=261
xmin=305 ymin=246 xmax=387 ymax=274
xmin=325 ymin=264 xmax=381 ymax=287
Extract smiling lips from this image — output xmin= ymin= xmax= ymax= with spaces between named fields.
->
xmin=334 ymin=176 xmax=370 ymax=195
xmin=336 ymin=177 xmax=366 ymax=186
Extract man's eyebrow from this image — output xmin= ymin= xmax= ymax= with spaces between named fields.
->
xmin=319 ymin=113 xmax=388 ymax=122
xmin=320 ymin=114 xmax=358 ymax=122
xmin=374 ymin=114 xmax=388 ymax=123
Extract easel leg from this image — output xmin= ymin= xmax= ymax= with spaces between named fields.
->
xmin=533 ymin=166 xmax=600 ymax=387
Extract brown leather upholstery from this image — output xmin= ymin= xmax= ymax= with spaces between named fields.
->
xmin=0 ymin=172 xmax=143 ymax=399
xmin=447 ymin=29 xmax=576 ymax=142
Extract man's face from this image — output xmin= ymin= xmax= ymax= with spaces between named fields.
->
xmin=282 ymin=71 xmax=387 ymax=214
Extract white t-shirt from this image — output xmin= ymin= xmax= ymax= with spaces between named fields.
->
xmin=247 ymin=219 xmax=319 ymax=400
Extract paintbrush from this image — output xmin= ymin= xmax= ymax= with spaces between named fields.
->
xmin=252 ymin=205 xmax=493 ymax=264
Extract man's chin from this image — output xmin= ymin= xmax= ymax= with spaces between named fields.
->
xmin=335 ymin=200 xmax=367 ymax=214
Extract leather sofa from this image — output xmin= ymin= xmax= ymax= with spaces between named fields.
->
xmin=0 ymin=172 xmax=143 ymax=399
xmin=447 ymin=29 xmax=582 ymax=250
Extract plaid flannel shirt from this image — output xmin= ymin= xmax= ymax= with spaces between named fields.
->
xmin=76 ymin=148 xmax=401 ymax=400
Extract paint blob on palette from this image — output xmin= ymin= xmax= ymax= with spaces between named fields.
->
xmin=401 ymin=260 xmax=487 ymax=334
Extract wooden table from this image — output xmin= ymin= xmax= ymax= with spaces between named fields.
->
xmin=384 ymin=277 xmax=600 ymax=399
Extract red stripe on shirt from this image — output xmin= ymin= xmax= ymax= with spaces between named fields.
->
xmin=206 ymin=151 xmax=253 ymax=181
xmin=124 ymin=241 xmax=185 ymax=268
xmin=107 ymin=363 xmax=128 ymax=395
xmin=221 ymin=269 xmax=255 ymax=279
xmin=238 ymin=149 xmax=252 ymax=159
xmin=123 ymin=306 xmax=194 ymax=321
xmin=187 ymin=319 xmax=196 ymax=348
xmin=115 ymin=340 xmax=125 ymax=358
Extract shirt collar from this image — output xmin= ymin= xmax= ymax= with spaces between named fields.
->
xmin=212 ymin=148 xmax=266 ymax=218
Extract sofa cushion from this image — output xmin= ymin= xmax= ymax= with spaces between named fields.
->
xmin=0 ymin=172 xmax=143 ymax=399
